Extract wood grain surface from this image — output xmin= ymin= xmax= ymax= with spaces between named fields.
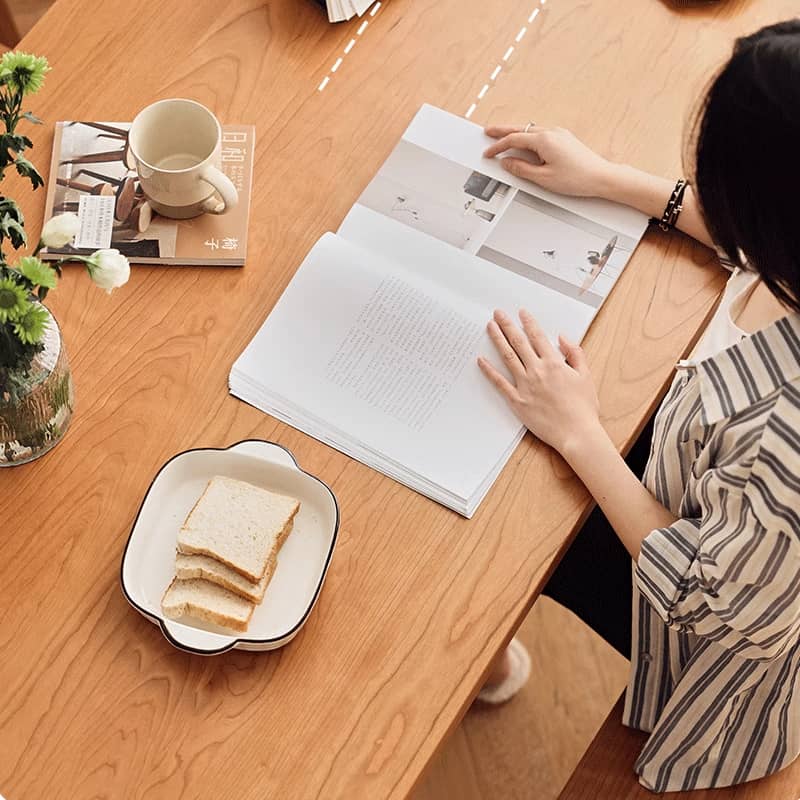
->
xmin=413 ymin=596 xmax=630 ymax=800
xmin=1 ymin=1 xmax=798 ymax=798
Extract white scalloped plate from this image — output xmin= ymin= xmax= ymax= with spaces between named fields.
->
xmin=120 ymin=440 xmax=339 ymax=654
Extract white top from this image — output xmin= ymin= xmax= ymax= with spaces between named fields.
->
xmin=680 ymin=267 xmax=758 ymax=365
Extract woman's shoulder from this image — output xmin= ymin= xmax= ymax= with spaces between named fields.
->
xmin=763 ymin=378 xmax=800 ymax=429
xmin=742 ymin=382 xmax=800 ymax=533
xmin=729 ymin=379 xmax=800 ymax=454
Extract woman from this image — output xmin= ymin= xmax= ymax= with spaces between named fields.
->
xmin=476 ymin=20 xmax=800 ymax=793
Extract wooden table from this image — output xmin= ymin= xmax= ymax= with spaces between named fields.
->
xmin=2 ymin=1 xmax=797 ymax=798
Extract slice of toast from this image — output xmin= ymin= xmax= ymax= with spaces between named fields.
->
xmin=177 ymin=476 xmax=300 ymax=582
xmin=175 ymin=551 xmax=278 ymax=604
xmin=161 ymin=577 xmax=255 ymax=632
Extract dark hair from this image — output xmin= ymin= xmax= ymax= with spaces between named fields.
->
xmin=690 ymin=20 xmax=800 ymax=313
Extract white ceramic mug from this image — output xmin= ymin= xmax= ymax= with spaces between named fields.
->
xmin=129 ymin=98 xmax=238 ymax=219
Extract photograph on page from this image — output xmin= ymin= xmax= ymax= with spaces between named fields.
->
xmin=356 ymin=138 xmax=515 ymax=255
xmin=477 ymin=190 xmax=636 ymax=309
xmin=355 ymin=108 xmax=642 ymax=309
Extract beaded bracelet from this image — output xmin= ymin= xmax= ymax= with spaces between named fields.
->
xmin=658 ymin=179 xmax=688 ymax=231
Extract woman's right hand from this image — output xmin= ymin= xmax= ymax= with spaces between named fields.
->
xmin=483 ymin=124 xmax=619 ymax=198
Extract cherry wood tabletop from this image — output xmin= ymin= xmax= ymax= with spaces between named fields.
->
xmin=2 ymin=1 xmax=798 ymax=798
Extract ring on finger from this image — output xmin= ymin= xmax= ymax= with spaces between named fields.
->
xmin=523 ymin=121 xmax=536 ymax=133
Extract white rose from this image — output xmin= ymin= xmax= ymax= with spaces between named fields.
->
xmin=40 ymin=213 xmax=81 ymax=248
xmin=87 ymin=249 xmax=130 ymax=293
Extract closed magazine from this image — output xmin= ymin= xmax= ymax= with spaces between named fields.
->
xmin=41 ymin=121 xmax=255 ymax=266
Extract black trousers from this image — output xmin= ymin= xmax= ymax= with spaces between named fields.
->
xmin=540 ymin=418 xmax=655 ymax=661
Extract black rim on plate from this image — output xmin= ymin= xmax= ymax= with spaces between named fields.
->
xmin=118 ymin=439 xmax=341 ymax=655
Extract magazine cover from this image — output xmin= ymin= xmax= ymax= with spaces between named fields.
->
xmin=41 ymin=121 xmax=255 ymax=266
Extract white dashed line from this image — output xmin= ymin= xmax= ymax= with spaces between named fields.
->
xmin=317 ymin=1 xmax=381 ymax=91
xmin=316 ymin=1 xmax=543 ymax=103
xmin=464 ymin=5 xmax=547 ymax=118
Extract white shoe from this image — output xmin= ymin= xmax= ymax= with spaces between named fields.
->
xmin=476 ymin=638 xmax=531 ymax=705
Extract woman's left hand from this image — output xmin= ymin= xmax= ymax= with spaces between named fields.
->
xmin=478 ymin=309 xmax=602 ymax=453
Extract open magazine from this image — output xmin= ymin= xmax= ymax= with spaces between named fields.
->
xmin=230 ymin=105 xmax=649 ymax=517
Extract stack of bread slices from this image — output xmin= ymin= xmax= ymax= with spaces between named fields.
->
xmin=162 ymin=475 xmax=300 ymax=632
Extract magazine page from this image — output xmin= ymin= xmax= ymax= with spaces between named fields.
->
xmin=342 ymin=104 xmax=648 ymax=313
xmin=231 ymin=231 xmax=523 ymax=507
xmin=338 ymin=204 xmax=596 ymax=346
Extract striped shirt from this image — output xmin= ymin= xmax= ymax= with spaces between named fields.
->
xmin=623 ymin=306 xmax=800 ymax=792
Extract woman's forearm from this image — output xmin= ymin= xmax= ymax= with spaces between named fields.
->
xmin=572 ymin=165 xmax=712 ymax=554
xmin=561 ymin=423 xmax=677 ymax=561
xmin=484 ymin=126 xmax=716 ymax=249
xmin=602 ymin=164 xmax=716 ymax=249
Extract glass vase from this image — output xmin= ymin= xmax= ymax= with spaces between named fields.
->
xmin=0 ymin=308 xmax=74 ymax=466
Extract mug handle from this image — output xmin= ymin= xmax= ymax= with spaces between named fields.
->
xmin=199 ymin=165 xmax=239 ymax=215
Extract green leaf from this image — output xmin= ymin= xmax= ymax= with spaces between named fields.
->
xmin=14 ymin=155 xmax=43 ymax=190
xmin=22 ymin=111 xmax=42 ymax=125
xmin=0 ymin=211 xmax=27 ymax=249
xmin=0 ymin=134 xmax=32 ymax=174
xmin=0 ymin=133 xmax=32 ymax=153
xmin=0 ymin=198 xmax=24 ymax=225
